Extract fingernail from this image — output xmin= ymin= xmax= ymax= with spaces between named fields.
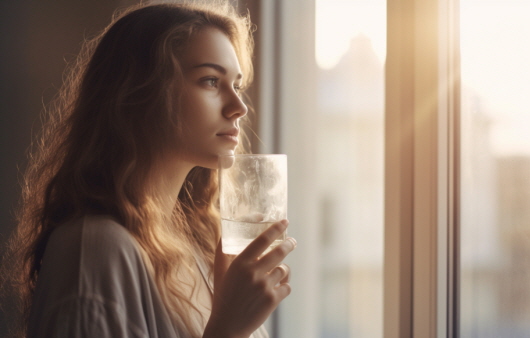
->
xmin=280 ymin=219 xmax=289 ymax=228
xmin=287 ymin=237 xmax=297 ymax=249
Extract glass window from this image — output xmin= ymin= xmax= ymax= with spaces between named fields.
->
xmin=278 ymin=1 xmax=386 ymax=337
xmin=460 ymin=1 xmax=530 ymax=337
xmin=315 ymin=1 xmax=385 ymax=337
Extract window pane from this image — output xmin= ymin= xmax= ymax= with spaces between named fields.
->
xmin=460 ymin=1 xmax=530 ymax=337
xmin=315 ymin=1 xmax=385 ymax=337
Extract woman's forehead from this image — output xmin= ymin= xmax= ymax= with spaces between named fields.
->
xmin=180 ymin=27 xmax=242 ymax=77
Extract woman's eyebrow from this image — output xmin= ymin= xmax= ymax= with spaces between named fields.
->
xmin=193 ymin=63 xmax=242 ymax=79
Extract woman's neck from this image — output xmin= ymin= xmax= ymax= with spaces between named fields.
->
xmin=152 ymin=159 xmax=195 ymax=219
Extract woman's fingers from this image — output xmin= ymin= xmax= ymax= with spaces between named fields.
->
xmin=237 ymin=220 xmax=289 ymax=260
xmin=268 ymin=263 xmax=291 ymax=285
xmin=274 ymin=282 xmax=292 ymax=301
xmin=255 ymin=237 xmax=297 ymax=272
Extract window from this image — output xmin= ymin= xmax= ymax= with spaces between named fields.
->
xmin=460 ymin=1 xmax=530 ymax=336
xmin=314 ymin=1 xmax=386 ymax=337
xmin=248 ymin=0 xmax=530 ymax=337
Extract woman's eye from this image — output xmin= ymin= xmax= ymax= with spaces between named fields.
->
xmin=204 ymin=78 xmax=218 ymax=87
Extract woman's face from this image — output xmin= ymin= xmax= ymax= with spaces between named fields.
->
xmin=175 ymin=27 xmax=247 ymax=169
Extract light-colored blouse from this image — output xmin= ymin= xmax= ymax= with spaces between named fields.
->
xmin=27 ymin=215 xmax=268 ymax=338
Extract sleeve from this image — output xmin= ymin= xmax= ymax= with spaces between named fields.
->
xmin=30 ymin=296 xmax=149 ymax=338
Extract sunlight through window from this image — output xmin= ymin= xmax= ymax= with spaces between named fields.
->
xmin=460 ymin=1 xmax=530 ymax=337
xmin=314 ymin=1 xmax=386 ymax=337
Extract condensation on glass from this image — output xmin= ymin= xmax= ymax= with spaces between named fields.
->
xmin=460 ymin=1 xmax=530 ymax=337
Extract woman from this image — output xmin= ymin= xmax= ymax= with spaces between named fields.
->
xmin=4 ymin=2 xmax=296 ymax=337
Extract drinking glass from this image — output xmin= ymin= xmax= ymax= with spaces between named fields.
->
xmin=219 ymin=154 xmax=288 ymax=255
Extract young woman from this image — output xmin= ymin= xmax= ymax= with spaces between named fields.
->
xmin=4 ymin=2 xmax=296 ymax=337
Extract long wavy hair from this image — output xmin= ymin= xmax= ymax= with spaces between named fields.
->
xmin=2 ymin=1 xmax=254 ymax=336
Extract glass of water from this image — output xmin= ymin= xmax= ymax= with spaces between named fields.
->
xmin=219 ymin=154 xmax=288 ymax=255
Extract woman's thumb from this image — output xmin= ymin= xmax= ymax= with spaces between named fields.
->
xmin=213 ymin=239 xmax=232 ymax=293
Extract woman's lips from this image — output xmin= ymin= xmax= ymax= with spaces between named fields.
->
xmin=217 ymin=129 xmax=239 ymax=144
xmin=217 ymin=134 xmax=239 ymax=143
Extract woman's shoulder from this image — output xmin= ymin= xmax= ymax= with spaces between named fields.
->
xmin=81 ymin=214 xmax=138 ymax=247
xmin=37 ymin=214 xmax=152 ymax=308
xmin=43 ymin=215 xmax=146 ymax=285
xmin=50 ymin=214 xmax=139 ymax=254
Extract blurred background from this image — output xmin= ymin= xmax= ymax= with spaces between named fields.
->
xmin=2 ymin=0 xmax=530 ymax=337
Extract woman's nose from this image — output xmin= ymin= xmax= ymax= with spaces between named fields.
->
xmin=222 ymin=91 xmax=248 ymax=119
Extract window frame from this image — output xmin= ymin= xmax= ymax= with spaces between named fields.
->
xmin=384 ymin=0 xmax=460 ymax=337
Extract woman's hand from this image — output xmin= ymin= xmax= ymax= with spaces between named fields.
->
xmin=203 ymin=220 xmax=296 ymax=338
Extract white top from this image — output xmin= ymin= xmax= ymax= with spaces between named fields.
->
xmin=27 ymin=215 xmax=269 ymax=338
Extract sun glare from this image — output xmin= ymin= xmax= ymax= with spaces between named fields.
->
xmin=316 ymin=0 xmax=530 ymax=155
xmin=315 ymin=0 xmax=386 ymax=70
xmin=461 ymin=1 xmax=530 ymax=155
